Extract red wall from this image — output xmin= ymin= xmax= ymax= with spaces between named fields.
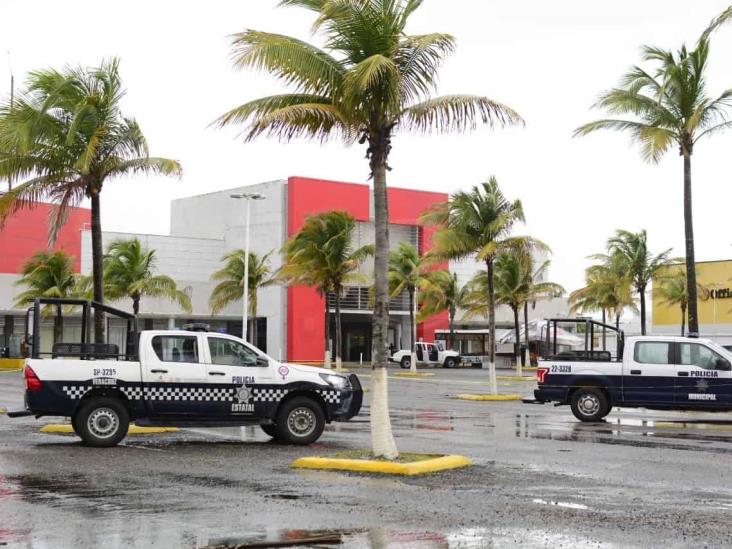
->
xmin=0 ymin=202 xmax=90 ymax=273
xmin=287 ymin=177 xmax=371 ymax=362
xmin=286 ymin=176 xmax=449 ymax=362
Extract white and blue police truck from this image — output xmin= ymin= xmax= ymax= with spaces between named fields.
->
xmin=7 ymin=298 xmax=362 ymax=447
xmin=531 ymin=318 xmax=732 ymax=421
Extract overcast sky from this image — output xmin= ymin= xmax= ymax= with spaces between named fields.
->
xmin=3 ymin=0 xmax=732 ymax=292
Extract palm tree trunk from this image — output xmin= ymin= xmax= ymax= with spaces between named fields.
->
xmin=522 ymin=301 xmax=529 ymax=367
xmin=54 ymin=305 xmax=63 ymax=344
xmin=486 ymin=258 xmax=497 ymax=394
xmin=408 ymin=286 xmax=416 ymax=373
xmin=335 ymin=283 xmax=342 ymax=371
xmin=513 ymin=304 xmax=521 ymax=375
xmin=683 ymin=151 xmax=699 ymax=335
xmin=251 ymin=294 xmax=258 ymax=349
xmin=602 ymin=309 xmax=607 ymax=351
xmin=616 ymin=314 xmax=620 ymax=331
xmin=323 ymin=290 xmax=331 ymax=369
xmin=681 ymin=304 xmax=686 ymax=337
xmin=90 ymin=189 xmax=105 ymax=343
xmin=449 ymin=305 xmax=456 ymax=352
xmin=132 ymin=294 xmax=140 ymax=316
xmin=639 ymin=283 xmax=647 ymax=335
xmin=369 ymin=140 xmax=398 ymax=459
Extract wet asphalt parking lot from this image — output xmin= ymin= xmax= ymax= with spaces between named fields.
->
xmin=2 ymin=367 xmax=732 ymax=548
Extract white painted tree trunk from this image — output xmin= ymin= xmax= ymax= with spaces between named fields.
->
xmin=370 ymin=367 xmax=398 ymax=459
xmin=488 ymin=361 xmax=498 ymax=395
xmin=335 ymin=356 xmax=342 ymax=372
xmin=410 ymin=351 xmax=417 ymax=373
xmin=516 ymin=353 xmax=522 ymax=377
xmin=324 ymin=349 xmax=332 ymax=370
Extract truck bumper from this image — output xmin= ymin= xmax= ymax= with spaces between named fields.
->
xmin=534 ymin=386 xmax=570 ymax=403
xmin=330 ymin=374 xmax=363 ymax=422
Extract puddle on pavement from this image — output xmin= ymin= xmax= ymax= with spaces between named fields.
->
xmin=532 ymin=498 xmax=590 ymax=510
xmin=514 ymin=413 xmax=732 ymax=453
xmin=200 ymin=527 xmax=615 ymax=548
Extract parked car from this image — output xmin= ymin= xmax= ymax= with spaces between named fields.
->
xmin=390 ymin=341 xmax=461 ymax=369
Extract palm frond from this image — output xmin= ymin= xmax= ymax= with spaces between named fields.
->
xmin=400 ymin=95 xmax=523 ymax=134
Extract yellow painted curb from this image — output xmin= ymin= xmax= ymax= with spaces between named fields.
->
xmin=454 ymin=393 xmax=523 ymax=401
xmin=0 ymin=358 xmax=24 ymax=371
xmin=497 ymin=375 xmax=535 ymax=382
xmin=292 ymin=454 xmax=471 ymax=475
xmin=0 ymin=408 xmax=6 ymax=414
xmin=41 ymin=424 xmax=179 ymax=435
xmin=393 ymin=372 xmax=436 ymax=378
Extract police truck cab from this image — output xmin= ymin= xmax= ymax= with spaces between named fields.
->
xmin=532 ymin=318 xmax=732 ymax=421
xmin=8 ymin=298 xmax=362 ymax=447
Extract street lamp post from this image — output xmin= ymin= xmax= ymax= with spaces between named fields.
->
xmin=230 ymin=192 xmax=266 ymax=343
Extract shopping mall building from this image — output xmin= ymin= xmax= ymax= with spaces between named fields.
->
xmin=0 ymin=175 xmax=570 ymax=362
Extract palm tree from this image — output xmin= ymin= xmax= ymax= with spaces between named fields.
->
xmin=656 ymin=269 xmax=690 ymax=337
xmin=214 ymin=0 xmax=521 ymax=459
xmin=210 ymin=249 xmax=273 ymax=346
xmin=570 ymin=258 xmax=637 ymax=348
xmin=14 ymin=251 xmax=77 ymax=343
xmin=422 ymin=177 xmax=543 ymax=373
xmin=0 ymin=59 xmax=181 ymax=343
xmin=387 ymin=242 xmax=429 ymax=372
xmin=99 ymin=238 xmax=191 ymax=317
xmin=574 ymin=37 xmax=732 ymax=336
xmin=278 ymin=211 xmax=373 ymax=372
xmin=419 ymin=270 xmax=469 ymax=352
xmin=601 ymin=230 xmax=671 ymax=335
xmin=520 ymin=257 xmax=564 ymax=367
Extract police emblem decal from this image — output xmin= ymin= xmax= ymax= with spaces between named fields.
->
xmin=696 ymin=379 xmax=709 ymax=392
xmin=236 ymin=385 xmax=252 ymax=404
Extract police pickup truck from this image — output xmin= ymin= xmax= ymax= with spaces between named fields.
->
xmin=8 ymin=298 xmax=362 ymax=447
xmin=532 ymin=318 xmax=732 ymax=421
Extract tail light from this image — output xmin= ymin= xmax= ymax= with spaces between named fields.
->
xmin=537 ymin=367 xmax=549 ymax=384
xmin=24 ymin=365 xmax=42 ymax=391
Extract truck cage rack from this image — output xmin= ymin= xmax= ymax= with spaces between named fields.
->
xmin=24 ymin=298 xmax=139 ymax=361
xmin=542 ymin=318 xmax=625 ymax=362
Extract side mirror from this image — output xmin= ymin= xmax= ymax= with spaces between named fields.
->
xmin=255 ymin=356 xmax=270 ymax=368
xmin=714 ymin=357 xmax=731 ymax=371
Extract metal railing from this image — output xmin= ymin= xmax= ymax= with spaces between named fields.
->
xmin=326 ymin=286 xmax=410 ymax=312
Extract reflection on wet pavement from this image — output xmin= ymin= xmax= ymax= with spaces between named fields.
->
xmin=514 ymin=412 xmax=732 ymax=453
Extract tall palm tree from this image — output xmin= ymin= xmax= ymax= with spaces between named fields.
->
xmin=210 ymin=249 xmax=273 ymax=346
xmin=214 ymin=0 xmax=521 ymax=459
xmin=0 ymin=59 xmax=182 ymax=343
xmin=98 ymin=238 xmax=191 ymax=317
xmin=418 ymin=270 xmax=469 ymax=352
xmin=14 ymin=251 xmax=77 ymax=343
xmin=601 ymin=230 xmax=671 ymax=335
xmin=574 ymin=37 xmax=732 ymax=336
xmin=422 ymin=177 xmax=543 ymax=372
xmin=278 ymin=211 xmax=373 ymax=372
xmin=387 ymin=242 xmax=428 ymax=372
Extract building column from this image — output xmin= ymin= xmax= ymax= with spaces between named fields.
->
xmin=167 ymin=317 xmax=176 ymax=330
xmin=3 ymin=315 xmax=13 ymax=348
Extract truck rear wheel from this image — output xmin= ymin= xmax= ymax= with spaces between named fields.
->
xmin=444 ymin=357 xmax=457 ymax=368
xmin=76 ymin=397 xmax=129 ymax=447
xmin=276 ymin=397 xmax=325 ymax=445
xmin=570 ymin=387 xmax=609 ymax=422
xmin=400 ymin=357 xmax=411 ymax=369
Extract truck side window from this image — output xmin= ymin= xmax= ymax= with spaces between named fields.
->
xmin=208 ymin=337 xmax=258 ymax=367
xmin=678 ymin=343 xmax=721 ymax=370
xmin=152 ymin=336 xmax=199 ymax=363
xmin=634 ymin=342 xmax=671 ymax=364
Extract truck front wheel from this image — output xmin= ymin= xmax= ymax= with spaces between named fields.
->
xmin=77 ymin=397 xmax=129 ymax=447
xmin=276 ymin=397 xmax=325 ymax=445
xmin=400 ymin=356 xmax=411 ymax=369
xmin=444 ymin=357 xmax=457 ymax=368
xmin=570 ymin=387 xmax=609 ymax=422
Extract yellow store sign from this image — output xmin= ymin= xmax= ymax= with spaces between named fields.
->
xmin=653 ymin=260 xmax=732 ymax=326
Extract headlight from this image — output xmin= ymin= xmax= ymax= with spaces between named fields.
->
xmin=319 ymin=373 xmax=349 ymax=390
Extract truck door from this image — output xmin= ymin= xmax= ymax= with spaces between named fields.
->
xmin=622 ymin=341 xmax=675 ymax=405
xmin=427 ymin=344 xmax=439 ymax=363
xmin=416 ymin=344 xmax=424 ymax=362
xmin=674 ymin=342 xmax=732 ymax=407
xmin=204 ymin=335 xmax=274 ymax=417
xmin=143 ymin=334 xmax=210 ymax=415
